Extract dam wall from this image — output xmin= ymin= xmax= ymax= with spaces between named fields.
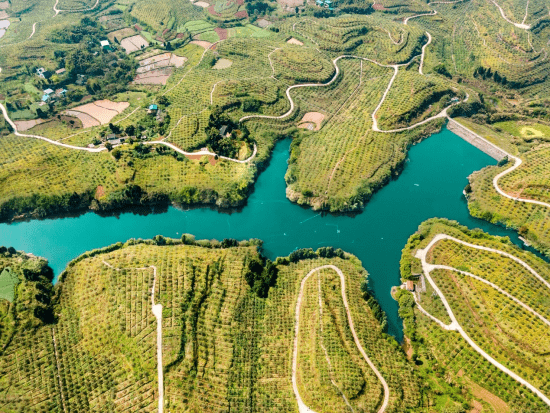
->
xmin=447 ymin=118 xmax=508 ymax=161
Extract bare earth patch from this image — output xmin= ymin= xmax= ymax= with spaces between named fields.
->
xmin=133 ymin=68 xmax=173 ymax=85
xmin=14 ymin=119 xmax=44 ymax=131
xmin=297 ymin=112 xmax=325 ymax=130
xmin=212 ymin=58 xmax=232 ymax=69
xmin=66 ymin=100 xmax=129 ymax=126
xmin=190 ymin=40 xmax=212 ymax=49
xmin=194 ymin=1 xmax=210 ymax=7
xmin=120 ymin=35 xmax=149 ymax=54
xmin=0 ymin=2 xmax=8 ymax=9
xmin=466 ymin=378 xmax=510 ymax=413
xmin=95 ymin=185 xmax=105 ymax=198
xmin=169 ymin=54 xmax=186 ymax=67
xmin=65 ymin=110 xmax=100 ymax=128
xmin=0 ymin=10 xmax=8 ymax=18
xmin=94 ymin=100 xmax=129 ymax=113
xmin=287 ymin=37 xmax=303 ymax=46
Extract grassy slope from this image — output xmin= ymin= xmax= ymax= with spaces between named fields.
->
xmin=0 ymin=238 xmax=420 ymax=412
xmin=397 ymin=218 xmax=550 ymax=412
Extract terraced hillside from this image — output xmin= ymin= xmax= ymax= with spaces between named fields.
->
xmin=397 ymin=218 xmax=550 ymax=412
xmin=0 ymin=237 xmax=420 ymax=412
xmin=1 ymin=0 xmax=550 ymax=224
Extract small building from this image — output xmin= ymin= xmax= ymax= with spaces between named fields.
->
xmin=55 ymin=68 xmax=66 ymax=75
xmin=110 ymin=138 xmax=122 ymax=145
xmin=148 ymin=104 xmax=158 ymax=113
xmin=451 ymin=97 xmax=460 ymax=103
xmin=36 ymin=67 xmax=52 ymax=80
xmin=43 ymin=88 xmax=54 ymax=95
xmin=219 ymin=125 xmax=229 ymax=137
xmin=106 ymin=133 xmax=117 ymax=141
xmin=100 ymin=40 xmax=110 ymax=48
xmin=76 ymin=74 xmax=87 ymax=85
xmin=41 ymin=94 xmax=51 ymax=103
xmin=406 ymin=281 xmax=415 ymax=292
xmin=55 ymin=88 xmax=67 ymax=97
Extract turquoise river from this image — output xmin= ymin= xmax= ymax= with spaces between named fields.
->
xmin=0 ymin=128 xmax=534 ymax=339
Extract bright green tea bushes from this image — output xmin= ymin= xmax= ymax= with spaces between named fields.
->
xmin=499 ymin=145 xmax=550 ymax=204
xmin=468 ymin=158 xmax=550 ymax=256
xmin=398 ymin=218 xmax=550 ymax=411
xmin=270 ymin=46 xmax=335 ymax=83
xmin=0 ymin=239 xmax=420 ymax=412
xmin=0 ymin=135 xmax=257 ymax=221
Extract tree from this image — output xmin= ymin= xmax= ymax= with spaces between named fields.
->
xmin=105 ymin=142 xmax=113 ymax=151
xmin=125 ymin=124 xmax=136 ymax=136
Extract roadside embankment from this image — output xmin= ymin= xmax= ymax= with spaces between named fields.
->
xmin=447 ymin=118 xmax=507 ymax=161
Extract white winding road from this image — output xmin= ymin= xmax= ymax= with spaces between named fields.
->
xmin=0 ymin=102 xmax=257 ymax=163
xmin=414 ymin=234 xmax=550 ymax=407
xmin=103 ymin=262 xmax=164 ymax=412
xmin=292 ymin=265 xmax=390 ymax=413
xmin=240 ymin=33 xmax=460 ymax=134
xmin=448 ymin=118 xmax=550 ymax=209
xmin=490 ymin=0 xmax=530 ymax=29
xmin=403 ymin=10 xmax=437 ymax=25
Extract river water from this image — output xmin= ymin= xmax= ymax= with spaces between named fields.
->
xmin=0 ymin=128 xmax=531 ymax=339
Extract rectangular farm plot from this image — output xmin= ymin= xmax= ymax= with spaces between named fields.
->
xmin=120 ymin=35 xmax=150 ymax=54
xmin=134 ymin=53 xmax=187 ymax=84
xmin=66 ymin=100 xmax=130 ymax=126
xmin=194 ymin=1 xmax=210 ymax=7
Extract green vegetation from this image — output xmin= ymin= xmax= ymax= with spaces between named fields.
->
xmin=0 ymin=238 xmax=420 ymax=412
xmin=398 ymin=218 xmax=550 ymax=412
xmin=1 ymin=0 xmax=550 ymax=227
xmin=0 ymin=246 xmax=54 ymax=354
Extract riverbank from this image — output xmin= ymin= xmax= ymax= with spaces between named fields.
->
xmin=286 ymin=119 xmax=445 ymax=212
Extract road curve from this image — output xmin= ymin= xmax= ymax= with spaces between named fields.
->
xmin=414 ymin=234 xmax=550 ymax=407
xmin=490 ymin=0 xmax=530 ymax=29
xmin=403 ymin=10 xmax=437 ymax=25
xmin=0 ymin=102 xmax=257 ymax=163
xmin=448 ymin=118 xmax=550 ymax=209
xmin=240 ymin=33 xmax=454 ymax=136
xmin=292 ymin=265 xmax=390 ymax=413
xmin=419 ymin=32 xmax=432 ymax=75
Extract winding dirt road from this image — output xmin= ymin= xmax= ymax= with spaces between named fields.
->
xmin=0 ymin=102 xmax=257 ymax=163
xmin=292 ymin=265 xmax=390 ymax=413
xmin=414 ymin=234 xmax=550 ymax=407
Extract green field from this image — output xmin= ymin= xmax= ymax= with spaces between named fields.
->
xmin=0 ymin=268 xmax=18 ymax=302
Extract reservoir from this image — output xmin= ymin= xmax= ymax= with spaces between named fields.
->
xmin=0 ymin=128 xmax=531 ymax=339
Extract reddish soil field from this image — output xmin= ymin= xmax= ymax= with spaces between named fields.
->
xmin=134 ymin=24 xmax=142 ymax=31
xmin=208 ymin=5 xmax=222 ymax=16
xmin=214 ymin=27 xmax=228 ymax=40
xmin=234 ymin=10 xmax=248 ymax=18
xmin=95 ymin=185 xmax=105 ymax=198
xmin=373 ymin=3 xmax=386 ymax=10
xmin=236 ymin=0 xmax=244 ymax=5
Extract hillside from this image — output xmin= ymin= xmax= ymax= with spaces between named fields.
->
xmin=2 ymin=0 xmax=549 ymax=219
xmin=397 ymin=218 xmax=550 ymax=411
xmin=0 ymin=237 xmax=419 ymax=412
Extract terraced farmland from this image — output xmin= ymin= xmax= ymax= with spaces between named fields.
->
xmin=0 ymin=238 xmax=419 ymax=412
xmin=398 ymin=218 xmax=550 ymax=411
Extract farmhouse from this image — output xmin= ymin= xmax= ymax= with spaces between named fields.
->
xmin=36 ymin=67 xmax=52 ymax=80
xmin=100 ymin=39 xmax=110 ymax=48
xmin=55 ymin=68 xmax=66 ymax=75
xmin=148 ymin=104 xmax=158 ymax=113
